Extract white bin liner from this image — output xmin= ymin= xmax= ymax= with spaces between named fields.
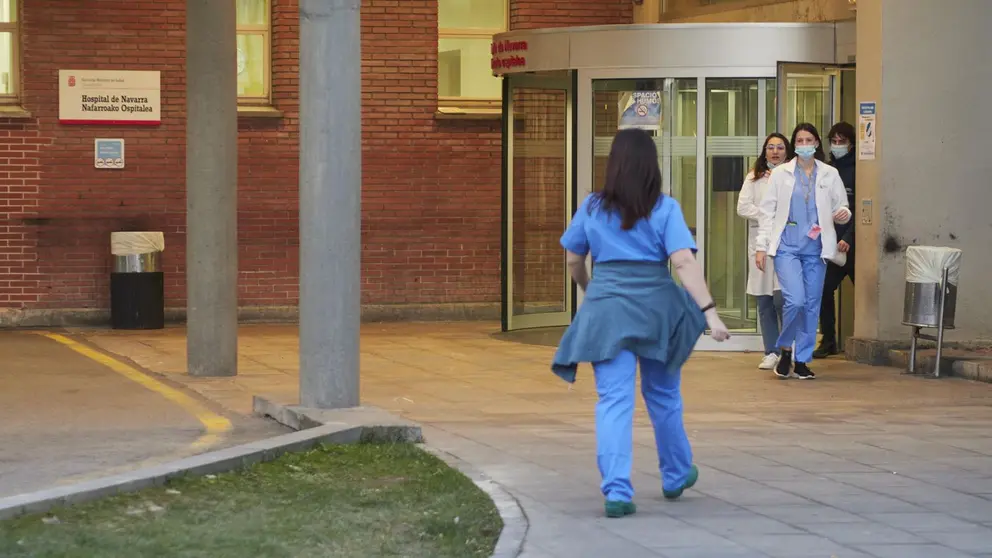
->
xmin=905 ymin=246 xmax=962 ymax=286
xmin=111 ymin=231 xmax=165 ymax=256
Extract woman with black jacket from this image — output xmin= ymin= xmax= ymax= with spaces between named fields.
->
xmin=813 ymin=121 xmax=856 ymax=358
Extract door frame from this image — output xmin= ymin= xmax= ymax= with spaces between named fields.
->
xmin=775 ymin=61 xmax=857 ymax=137
xmin=501 ymin=71 xmax=578 ymax=332
xmin=775 ymin=61 xmax=857 ymax=349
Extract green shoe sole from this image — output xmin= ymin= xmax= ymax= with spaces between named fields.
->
xmin=663 ymin=464 xmax=699 ymax=500
xmin=604 ymin=500 xmax=637 ymax=518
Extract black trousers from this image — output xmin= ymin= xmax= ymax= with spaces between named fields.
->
xmin=818 ymin=256 xmax=855 ymax=346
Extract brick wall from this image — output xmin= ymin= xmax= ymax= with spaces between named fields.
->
xmin=0 ymin=118 xmax=42 ymax=309
xmin=12 ymin=1 xmax=186 ymax=311
xmin=511 ymin=0 xmax=633 ymax=29
xmin=361 ymin=0 xmax=501 ymax=306
xmin=0 ymin=0 xmax=631 ymax=324
xmin=3 ymin=0 xmax=302 ymax=313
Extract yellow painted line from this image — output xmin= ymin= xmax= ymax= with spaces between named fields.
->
xmin=41 ymin=333 xmax=233 ymax=459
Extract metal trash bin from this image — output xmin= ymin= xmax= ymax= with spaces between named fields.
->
xmin=902 ymin=246 xmax=962 ymax=376
xmin=110 ymin=231 xmax=165 ymax=330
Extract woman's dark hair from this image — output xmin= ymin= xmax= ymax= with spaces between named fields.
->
xmin=752 ymin=132 xmax=793 ymax=180
xmin=592 ymin=128 xmax=662 ymax=230
xmin=827 ymin=121 xmax=856 ymax=160
xmin=791 ymin=122 xmax=826 ymax=162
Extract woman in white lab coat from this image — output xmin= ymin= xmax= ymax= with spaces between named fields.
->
xmin=737 ymin=133 xmax=791 ymax=370
xmin=755 ymin=123 xmax=852 ymax=381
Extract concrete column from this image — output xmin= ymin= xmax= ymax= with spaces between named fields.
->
xmin=298 ymin=0 xmax=361 ymax=409
xmin=855 ymin=0 xmax=992 ymax=342
xmin=853 ymin=0 xmax=883 ymax=341
xmin=185 ymin=0 xmax=238 ymax=377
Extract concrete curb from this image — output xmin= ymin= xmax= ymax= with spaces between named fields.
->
xmin=422 ymin=446 xmax=528 ymax=558
xmin=846 ymin=337 xmax=992 ymax=382
xmin=251 ymin=396 xmax=425 ymax=442
xmin=254 ymin=396 xmax=529 ymax=558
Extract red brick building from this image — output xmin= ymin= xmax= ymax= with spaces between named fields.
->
xmin=0 ymin=0 xmax=631 ymax=326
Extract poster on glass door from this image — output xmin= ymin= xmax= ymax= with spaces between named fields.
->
xmin=617 ymin=91 xmax=662 ymax=131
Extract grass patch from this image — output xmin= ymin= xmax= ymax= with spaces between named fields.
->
xmin=0 ymin=442 xmax=502 ymax=558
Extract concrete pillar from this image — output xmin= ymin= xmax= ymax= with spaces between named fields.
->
xmin=298 ymin=0 xmax=361 ymax=409
xmin=185 ymin=0 xmax=239 ymax=377
xmin=854 ymin=0 xmax=992 ymax=343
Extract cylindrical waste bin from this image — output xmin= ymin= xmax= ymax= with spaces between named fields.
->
xmin=110 ymin=231 xmax=165 ymax=330
xmin=902 ymin=246 xmax=962 ymax=329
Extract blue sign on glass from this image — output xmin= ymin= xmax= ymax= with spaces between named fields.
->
xmin=94 ymin=138 xmax=125 ymax=169
xmin=618 ymin=91 xmax=662 ymax=131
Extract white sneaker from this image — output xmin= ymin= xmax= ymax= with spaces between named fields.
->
xmin=758 ymin=353 xmax=780 ymax=370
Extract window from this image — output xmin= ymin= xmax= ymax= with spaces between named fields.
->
xmin=0 ymin=0 xmax=17 ymax=103
xmin=438 ymin=0 xmax=507 ymax=109
xmin=237 ymin=0 xmax=270 ymax=104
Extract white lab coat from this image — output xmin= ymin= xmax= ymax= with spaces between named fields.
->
xmin=737 ymin=172 xmax=779 ymax=296
xmin=754 ymin=158 xmax=851 ymax=259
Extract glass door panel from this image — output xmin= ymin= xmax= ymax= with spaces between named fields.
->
xmin=589 ymin=76 xmax=763 ymax=352
xmin=776 ymin=62 xmax=853 ymax=138
xmin=704 ymin=79 xmax=761 ymax=335
xmin=503 ymin=72 xmax=574 ymax=331
xmin=670 ymin=79 xmax=699 ymax=243
xmin=591 ymin=78 xmax=697 ymax=239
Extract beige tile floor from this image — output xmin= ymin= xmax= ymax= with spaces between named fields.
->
xmin=72 ymin=322 xmax=992 ymax=558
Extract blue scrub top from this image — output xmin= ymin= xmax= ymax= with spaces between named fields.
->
xmin=560 ymin=194 xmax=697 ymax=263
xmin=778 ymin=164 xmax=822 ymax=256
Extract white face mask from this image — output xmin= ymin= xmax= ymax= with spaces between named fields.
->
xmin=767 ymin=162 xmax=778 ymax=169
xmin=830 ymin=145 xmax=851 ymax=159
xmin=795 ymin=145 xmax=817 ymax=160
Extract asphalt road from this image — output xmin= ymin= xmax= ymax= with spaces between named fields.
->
xmin=0 ymin=331 xmax=288 ymax=498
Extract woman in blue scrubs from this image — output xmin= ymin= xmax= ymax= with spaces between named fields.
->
xmin=552 ymin=129 xmax=731 ymax=518
xmin=754 ymin=123 xmax=852 ymax=380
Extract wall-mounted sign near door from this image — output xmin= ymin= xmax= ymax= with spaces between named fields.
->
xmin=95 ymin=138 xmax=125 ymax=169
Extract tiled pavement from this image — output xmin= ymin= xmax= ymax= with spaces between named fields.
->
xmin=72 ymin=322 xmax=992 ymax=558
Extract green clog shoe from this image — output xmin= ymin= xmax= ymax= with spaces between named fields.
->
xmin=604 ymin=500 xmax=637 ymax=518
xmin=663 ymin=464 xmax=699 ymax=500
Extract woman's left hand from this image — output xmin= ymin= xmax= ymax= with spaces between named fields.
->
xmin=832 ymin=207 xmax=851 ymax=224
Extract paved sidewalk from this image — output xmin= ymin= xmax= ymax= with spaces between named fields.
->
xmin=74 ymin=323 xmax=992 ymax=558
xmin=0 ymin=331 xmax=287 ymax=498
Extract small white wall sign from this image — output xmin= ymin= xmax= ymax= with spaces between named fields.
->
xmin=94 ymin=138 xmax=125 ymax=169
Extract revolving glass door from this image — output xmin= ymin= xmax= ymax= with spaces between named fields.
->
xmin=501 ymin=72 xmax=576 ymax=331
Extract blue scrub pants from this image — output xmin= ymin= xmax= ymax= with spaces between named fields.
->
xmin=592 ymin=350 xmax=693 ymax=503
xmin=774 ymin=252 xmax=827 ymax=363
xmin=756 ymin=291 xmax=784 ymax=355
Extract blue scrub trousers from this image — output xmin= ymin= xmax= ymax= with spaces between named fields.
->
xmin=774 ymin=252 xmax=827 ymax=363
xmin=756 ymin=291 xmax=784 ymax=355
xmin=592 ymin=350 xmax=693 ymax=502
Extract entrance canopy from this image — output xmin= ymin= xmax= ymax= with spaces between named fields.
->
xmin=494 ymin=23 xmax=855 ymax=352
